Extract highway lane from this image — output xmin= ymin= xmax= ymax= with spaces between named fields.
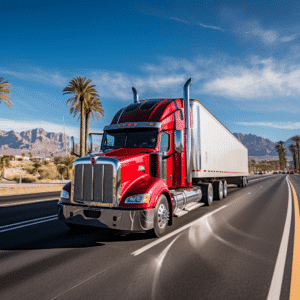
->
xmin=0 ymin=174 xmax=298 ymax=299
xmin=0 ymin=176 xmax=271 ymax=226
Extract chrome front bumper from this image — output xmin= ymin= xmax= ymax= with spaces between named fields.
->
xmin=58 ymin=204 xmax=155 ymax=231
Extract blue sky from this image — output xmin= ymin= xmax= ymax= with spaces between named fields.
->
xmin=1 ymin=0 xmax=300 ymax=142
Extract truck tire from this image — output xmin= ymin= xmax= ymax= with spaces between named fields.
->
xmin=147 ymin=195 xmax=169 ymax=238
xmin=238 ymin=176 xmax=247 ymax=188
xmin=213 ymin=180 xmax=223 ymax=200
xmin=200 ymin=183 xmax=213 ymax=206
xmin=222 ymin=180 xmax=228 ymax=198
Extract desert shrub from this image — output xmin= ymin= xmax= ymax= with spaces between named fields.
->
xmin=11 ymin=175 xmax=37 ymax=183
xmin=24 ymin=167 xmax=35 ymax=175
xmin=38 ymin=165 xmax=60 ymax=180
xmin=56 ymin=164 xmax=67 ymax=179
xmin=53 ymin=156 xmax=63 ymax=165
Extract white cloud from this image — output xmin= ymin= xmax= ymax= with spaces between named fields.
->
xmin=4 ymin=53 xmax=300 ymax=104
xmin=203 ymin=59 xmax=300 ymax=99
xmin=236 ymin=122 xmax=300 ymax=130
xmin=0 ymin=67 xmax=69 ymax=88
xmin=0 ymin=118 xmax=102 ymax=138
xmin=250 ymin=28 xmax=279 ymax=44
xmin=281 ymin=34 xmax=299 ymax=42
xmin=169 ymin=17 xmax=224 ymax=31
xmin=249 ymin=28 xmax=299 ymax=45
xmin=91 ymin=71 xmax=187 ymax=100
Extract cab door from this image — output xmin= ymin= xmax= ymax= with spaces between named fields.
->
xmin=160 ymin=131 xmax=174 ymax=188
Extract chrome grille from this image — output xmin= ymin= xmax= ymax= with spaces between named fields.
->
xmin=72 ymin=157 xmax=120 ymax=206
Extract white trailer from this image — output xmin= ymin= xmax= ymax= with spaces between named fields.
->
xmin=190 ymin=99 xmax=248 ymax=181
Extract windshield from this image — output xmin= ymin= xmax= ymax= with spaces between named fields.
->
xmin=101 ymin=128 xmax=158 ymax=150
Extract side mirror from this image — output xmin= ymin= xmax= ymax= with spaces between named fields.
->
xmin=88 ymin=133 xmax=103 ymax=153
xmin=174 ymin=130 xmax=184 ymax=153
xmin=87 ymin=134 xmax=93 ymax=154
xmin=69 ymin=136 xmax=80 ymax=157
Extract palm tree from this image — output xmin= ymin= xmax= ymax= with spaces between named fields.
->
xmin=0 ymin=155 xmax=11 ymax=178
xmin=71 ymin=96 xmax=104 ymax=152
xmin=63 ymin=77 xmax=99 ymax=156
xmin=0 ymin=77 xmax=12 ymax=108
xmin=291 ymin=135 xmax=300 ymax=171
xmin=289 ymin=144 xmax=298 ymax=170
xmin=62 ymin=155 xmax=76 ymax=180
xmin=275 ymin=141 xmax=286 ymax=170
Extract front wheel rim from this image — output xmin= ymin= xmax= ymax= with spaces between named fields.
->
xmin=157 ymin=203 xmax=169 ymax=228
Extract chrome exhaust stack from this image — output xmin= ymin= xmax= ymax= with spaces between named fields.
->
xmin=132 ymin=87 xmax=139 ymax=103
xmin=184 ymin=78 xmax=192 ymax=184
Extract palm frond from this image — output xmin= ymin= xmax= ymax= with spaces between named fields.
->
xmin=0 ymin=77 xmax=12 ymax=108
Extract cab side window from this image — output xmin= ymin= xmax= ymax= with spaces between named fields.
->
xmin=160 ymin=132 xmax=170 ymax=152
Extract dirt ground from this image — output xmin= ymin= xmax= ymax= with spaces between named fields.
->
xmin=0 ymin=185 xmax=65 ymax=196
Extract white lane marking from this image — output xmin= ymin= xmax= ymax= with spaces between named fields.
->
xmin=266 ymin=177 xmax=292 ymax=300
xmin=0 ymin=215 xmax=57 ymax=233
xmin=132 ymin=205 xmax=227 ymax=256
xmin=0 ymin=198 xmax=59 ymax=207
xmin=0 ymin=214 xmax=57 ymax=229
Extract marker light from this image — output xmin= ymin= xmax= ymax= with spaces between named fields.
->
xmin=59 ymin=189 xmax=70 ymax=203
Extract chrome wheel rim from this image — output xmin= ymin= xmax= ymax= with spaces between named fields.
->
xmin=157 ymin=203 xmax=169 ymax=228
xmin=209 ymin=191 xmax=213 ymax=203
xmin=220 ymin=184 xmax=223 ymax=198
xmin=224 ymin=184 xmax=227 ymax=196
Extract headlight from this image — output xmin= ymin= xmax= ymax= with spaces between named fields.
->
xmin=60 ymin=189 xmax=70 ymax=199
xmin=125 ymin=194 xmax=151 ymax=204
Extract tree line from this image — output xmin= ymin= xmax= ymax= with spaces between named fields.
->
xmin=275 ymin=137 xmax=300 ymax=171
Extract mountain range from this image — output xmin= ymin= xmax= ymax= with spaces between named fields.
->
xmin=233 ymin=133 xmax=294 ymax=158
xmin=0 ymin=128 xmax=296 ymax=158
xmin=0 ymin=128 xmax=69 ymax=156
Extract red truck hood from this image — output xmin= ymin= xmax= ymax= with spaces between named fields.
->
xmin=99 ymin=148 xmax=154 ymax=197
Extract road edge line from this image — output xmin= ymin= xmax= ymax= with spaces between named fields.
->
xmin=266 ymin=177 xmax=292 ymax=300
xmin=288 ymin=178 xmax=300 ymax=299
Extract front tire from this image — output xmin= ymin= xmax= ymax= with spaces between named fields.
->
xmin=147 ymin=195 xmax=169 ymax=238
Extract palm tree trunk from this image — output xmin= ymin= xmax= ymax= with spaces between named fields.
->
xmin=80 ymin=97 xmax=85 ymax=157
xmin=293 ymin=151 xmax=297 ymax=170
xmin=298 ymin=144 xmax=300 ymax=171
xmin=85 ymin=112 xmax=91 ymax=154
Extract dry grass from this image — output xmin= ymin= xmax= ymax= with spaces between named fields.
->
xmin=0 ymin=185 xmax=64 ymax=196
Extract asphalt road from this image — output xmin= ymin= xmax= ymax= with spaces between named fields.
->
xmin=0 ymin=174 xmax=299 ymax=300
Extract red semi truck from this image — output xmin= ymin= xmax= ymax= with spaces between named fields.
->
xmin=58 ymin=78 xmax=248 ymax=237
